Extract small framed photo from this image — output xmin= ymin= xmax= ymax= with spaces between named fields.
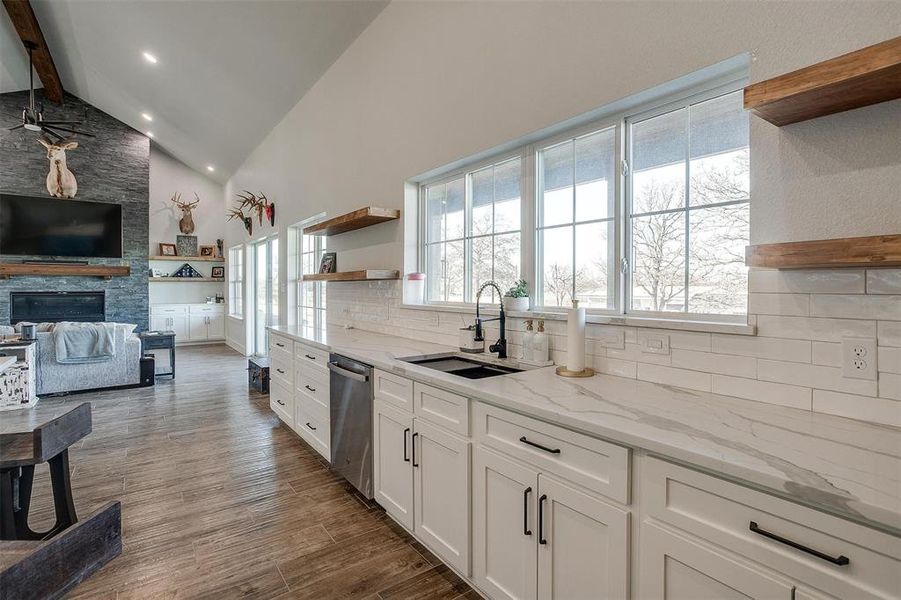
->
xmin=159 ymin=243 xmax=177 ymax=256
xmin=199 ymin=245 xmax=216 ymax=257
xmin=318 ymin=252 xmax=337 ymax=274
xmin=211 ymin=266 xmax=225 ymax=279
xmin=151 ymin=268 xmax=163 ymax=278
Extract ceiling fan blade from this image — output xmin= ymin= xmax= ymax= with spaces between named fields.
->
xmin=40 ymin=120 xmax=85 ymax=125
xmin=42 ymin=127 xmax=64 ymax=140
xmin=7 ymin=124 xmax=24 ymax=131
xmin=44 ymin=124 xmax=95 ymax=138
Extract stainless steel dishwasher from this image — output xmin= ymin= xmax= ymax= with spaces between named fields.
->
xmin=328 ymin=353 xmax=373 ymax=498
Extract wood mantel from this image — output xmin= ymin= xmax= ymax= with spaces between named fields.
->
xmin=745 ymin=234 xmax=901 ymax=269
xmin=0 ymin=263 xmax=131 ymax=280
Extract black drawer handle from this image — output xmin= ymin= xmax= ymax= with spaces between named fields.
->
xmin=412 ymin=432 xmax=419 ymax=467
xmin=519 ymin=436 xmax=560 ymax=455
xmin=523 ymin=487 xmax=532 ymax=536
xmin=305 ymin=385 xmax=316 ymax=393
xmin=403 ymin=427 xmax=410 ymax=462
xmin=305 ymin=422 xmax=317 ymax=431
xmin=275 ymin=342 xmax=285 ymax=348
xmin=305 ymin=354 xmax=316 ymax=360
xmin=749 ymin=521 xmax=849 ymax=566
xmin=276 ymin=368 xmax=285 ymax=374
xmin=275 ymin=399 xmax=285 ymax=406
xmin=538 ymin=494 xmax=547 ymax=545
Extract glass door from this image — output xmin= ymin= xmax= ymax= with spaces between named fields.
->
xmin=252 ymin=236 xmax=279 ymax=355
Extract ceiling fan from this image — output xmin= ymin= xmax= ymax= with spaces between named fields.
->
xmin=7 ymin=41 xmax=94 ymax=140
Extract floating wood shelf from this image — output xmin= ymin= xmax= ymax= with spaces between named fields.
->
xmin=0 ymin=263 xmax=131 ymax=279
xmin=746 ymin=234 xmax=901 ymax=269
xmin=303 ymin=207 xmax=400 ymax=237
xmin=149 ymin=255 xmax=224 ymax=262
xmin=302 ymin=270 xmax=400 ymax=282
xmin=744 ymin=36 xmax=901 ymax=126
xmin=149 ymin=277 xmax=225 ymax=283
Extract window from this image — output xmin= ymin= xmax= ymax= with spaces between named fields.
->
xmin=627 ymin=90 xmax=749 ymax=316
xmin=417 ymin=78 xmax=749 ymax=322
xmin=252 ymin=236 xmax=278 ymax=355
xmin=228 ymin=245 xmax=244 ymax=318
xmin=290 ymin=221 xmax=327 ymax=329
xmin=423 ymin=157 xmax=521 ymax=303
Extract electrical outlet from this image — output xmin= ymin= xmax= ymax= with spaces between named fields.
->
xmin=842 ymin=338 xmax=877 ymax=380
xmin=595 ymin=329 xmax=625 ymax=350
xmin=639 ymin=332 xmax=670 ymax=355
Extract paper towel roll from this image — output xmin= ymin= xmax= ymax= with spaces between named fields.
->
xmin=566 ymin=299 xmax=586 ymax=372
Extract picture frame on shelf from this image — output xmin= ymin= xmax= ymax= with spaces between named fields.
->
xmin=199 ymin=245 xmax=216 ymax=257
xmin=159 ymin=243 xmax=177 ymax=256
xmin=318 ymin=252 xmax=337 ymax=274
xmin=151 ymin=269 xmax=162 ymax=277
xmin=211 ymin=266 xmax=225 ymax=279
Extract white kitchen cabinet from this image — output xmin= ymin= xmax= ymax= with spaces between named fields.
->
xmin=150 ymin=303 xmax=223 ymax=343
xmin=413 ymin=418 xmax=471 ymax=574
xmin=188 ymin=315 xmax=208 ymax=340
xmin=374 ymin=399 xmax=415 ymax=530
xmin=150 ymin=314 xmax=189 ymax=339
xmin=473 ymin=447 xmax=539 ymax=600
xmin=207 ymin=313 xmax=224 ymax=338
xmin=537 ymin=474 xmax=629 ymax=600
xmin=640 ymin=522 xmax=794 ymax=600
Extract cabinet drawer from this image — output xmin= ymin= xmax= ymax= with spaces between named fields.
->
xmin=296 ymin=366 xmax=329 ymax=411
xmin=374 ymin=370 xmax=413 ymax=411
xmin=270 ymin=381 xmax=293 ymax=425
xmin=295 ymin=343 xmax=328 ymax=372
xmin=473 ymin=402 xmax=630 ymax=505
xmin=270 ymin=355 xmax=293 ymax=389
xmin=413 ymin=382 xmax=469 ymax=436
xmin=189 ymin=304 xmax=225 ymax=314
xmin=642 ymin=457 xmax=901 ymax=600
xmin=151 ymin=304 xmax=187 ymax=315
xmin=269 ymin=334 xmax=293 ymax=363
xmin=297 ymin=403 xmax=329 ymax=460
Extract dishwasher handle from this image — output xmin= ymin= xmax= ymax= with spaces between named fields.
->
xmin=328 ymin=361 xmax=370 ymax=383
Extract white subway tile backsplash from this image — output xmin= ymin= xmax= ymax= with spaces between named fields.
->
xmin=878 ymin=346 xmax=901 ymax=374
xmin=879 ymin=373 xmax=901 ymax=401
xmin=758 ymin=359 xmax=878 ymax=396
xmin=810 ymin=294 xmax=901 ymax=320
xmin=594 ymin=356 xmax=637 ymax=378
xmin=669 ymin=331 xmax=712 ymax=352
xmin=607 ymin=343 xmax=672 ymax=366
xmin=813 ymin=390 xmax=901 ymax=428
xmin=748 ymin=293 xmax=810 ymax=316
xmin=811 ymin=342 xmax=842 ymax=367
xmin=877 ymin=321 xmax=901 ymax=347
xmin=748 ymin=269 xmax=866 ymax=294
xmin=711 ymin=334 xmax=811 ymax=363
xmin=671 ymin=349 xmax=757 ymax=378
xmin=712 ymin=375 xmax=811 ymax=410
xmin=637 ymin=363 xmax=712 ymax=392
xmin=756 ymin=315 xmax=876 ymax=342
xmin=867 ymin=269 xmax=901 ymax=294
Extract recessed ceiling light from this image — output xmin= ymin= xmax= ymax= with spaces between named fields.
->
xmin=146 ymin=131 xmax=154 ymax=138
xmin=141 ymin=113 xmax=153 ymax=122
xmin=142 ymin=51 xmax=158 ymax=64
xmin=206 ymin=165 xmax=215 ymax=172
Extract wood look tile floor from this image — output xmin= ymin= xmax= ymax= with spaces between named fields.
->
xmin=24 ymin=345 xmax=479 ymax=600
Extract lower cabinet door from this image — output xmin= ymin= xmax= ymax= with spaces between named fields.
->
xmin=413 ymin=418 xmax=470 ymax=575
xmin=473 ymin=446 xmax=539 ymax=600
xmin=537 ymin=474 xmax=629 ymax=600
xmin=373 ymin=400 xmax=414 ymax=530
xmin=171 ymin=315 xmax=190 ymax=340
xmin=640 ymin=522 xmax=793 ymax=600
xmin=150 ymin=315 xmax=169 ymax=332
xmin=207 ymin=314 xmax=225 ymax=339
xmin=187 ymin=315 xmax=207 ymax=341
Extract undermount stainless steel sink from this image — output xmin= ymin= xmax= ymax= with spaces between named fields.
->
xmin=401 ymin=354 xmax=523 ymax=379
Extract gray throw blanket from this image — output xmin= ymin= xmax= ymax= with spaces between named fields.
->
xmin=53 ymin=322 xmax=115 ymax=364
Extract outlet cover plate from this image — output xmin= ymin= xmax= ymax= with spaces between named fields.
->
xmin=639 ymin=332 xmax=670 ymax=355
xmin=842 ymin=337 xmax=877 ymax=380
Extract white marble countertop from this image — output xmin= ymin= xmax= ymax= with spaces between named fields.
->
xmin=270 ymin=324 xmax=901 ymax=535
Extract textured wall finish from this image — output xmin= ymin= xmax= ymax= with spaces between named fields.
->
xmin=0 ymin=90 xmax=150 ymax=330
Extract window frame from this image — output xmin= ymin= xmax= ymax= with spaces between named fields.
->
xmin=227 ymin=244 xmax=244 ymax=319
xmin=416 ymin=75 xmax=749 ymax=325
xmin=289 ymin=215 xmax=328 ymax=330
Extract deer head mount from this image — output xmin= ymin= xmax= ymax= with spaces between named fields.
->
xmin=170 ymin=192 xmax=200 ymax=235
xmin=38 ymin=135 xmax=78 ymax=198
xmin=228 ymin=191 xmax=275 ymax=236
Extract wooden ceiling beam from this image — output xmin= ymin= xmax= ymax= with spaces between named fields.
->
xmin=2 ymin=0 xmax=64 ymax=104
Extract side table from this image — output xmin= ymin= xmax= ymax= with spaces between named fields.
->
xmin=139 ymin=331 xmax=176 ymax=379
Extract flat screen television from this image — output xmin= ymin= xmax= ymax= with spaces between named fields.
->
xmin=0 ymin=194 xmax=123 ymax=258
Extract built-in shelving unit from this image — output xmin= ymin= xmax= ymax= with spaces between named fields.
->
xmin=149 ymin=255 xmax=224 ymax=262
xmin=149 ymin=277 xmax=225 ymax=283
xmin=745 ymin=234 xmax=901 ymax=269
xmin=744 ymin=36 xmax=901 ymax=126
xmin=302 ymin=270 xmax=400 ymax=282
xmin=303 ymin=207 xmax=400 ymax=237
xmin=0 ymin=263 xmax=131 ymax=279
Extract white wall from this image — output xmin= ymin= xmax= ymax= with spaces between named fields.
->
xmin=149 ymin=145 xmax=226 ymax=304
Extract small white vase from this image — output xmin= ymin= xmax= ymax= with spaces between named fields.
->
xmin=503 ymin=296 xmax=529 ymax=313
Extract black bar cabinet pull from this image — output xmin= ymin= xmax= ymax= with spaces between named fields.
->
xmin=519 ymin=436 xmax=561 ymax=455
xmin=403 ymin=428 xmax=411 ymax=462
xmin=276 ymin=368 xmax=285 ymax=374
xmin=538 ymin=494 xmax=548 ymax=544
xmin=305 ymin=354 xmax=316 ymax=360
xmin=749 ymin=521 xmax=849 ymax=566
xmin=275 ymin=399 xmax=285 ymax=406
xmin=276 ymin=342 xmax=285 ymax=348
xmin=305 ymin=422 xmax=317 ymax=431
xmin=305 ymin=385 xmax=316 ymax=393
xmin=523 ymin=487 xmax=532 ymax=536
xmin=412 ymin=432 xmax=419 ymax=467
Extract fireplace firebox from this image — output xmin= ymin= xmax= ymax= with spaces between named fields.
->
xmin=9 ymin=292 xmax=106 ymax=324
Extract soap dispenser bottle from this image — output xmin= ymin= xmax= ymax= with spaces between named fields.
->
xmin=532 ymin=320 xmax=549 ymax=363
xmin=522 ymin=319 xmax=534 ymax=361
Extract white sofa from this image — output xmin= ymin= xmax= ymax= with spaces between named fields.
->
xmin=6 ymin=323 xmax=143 ymax=395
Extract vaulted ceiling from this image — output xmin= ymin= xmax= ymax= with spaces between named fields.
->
xmin=0 ymin=0 xmax=388 ymax=183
